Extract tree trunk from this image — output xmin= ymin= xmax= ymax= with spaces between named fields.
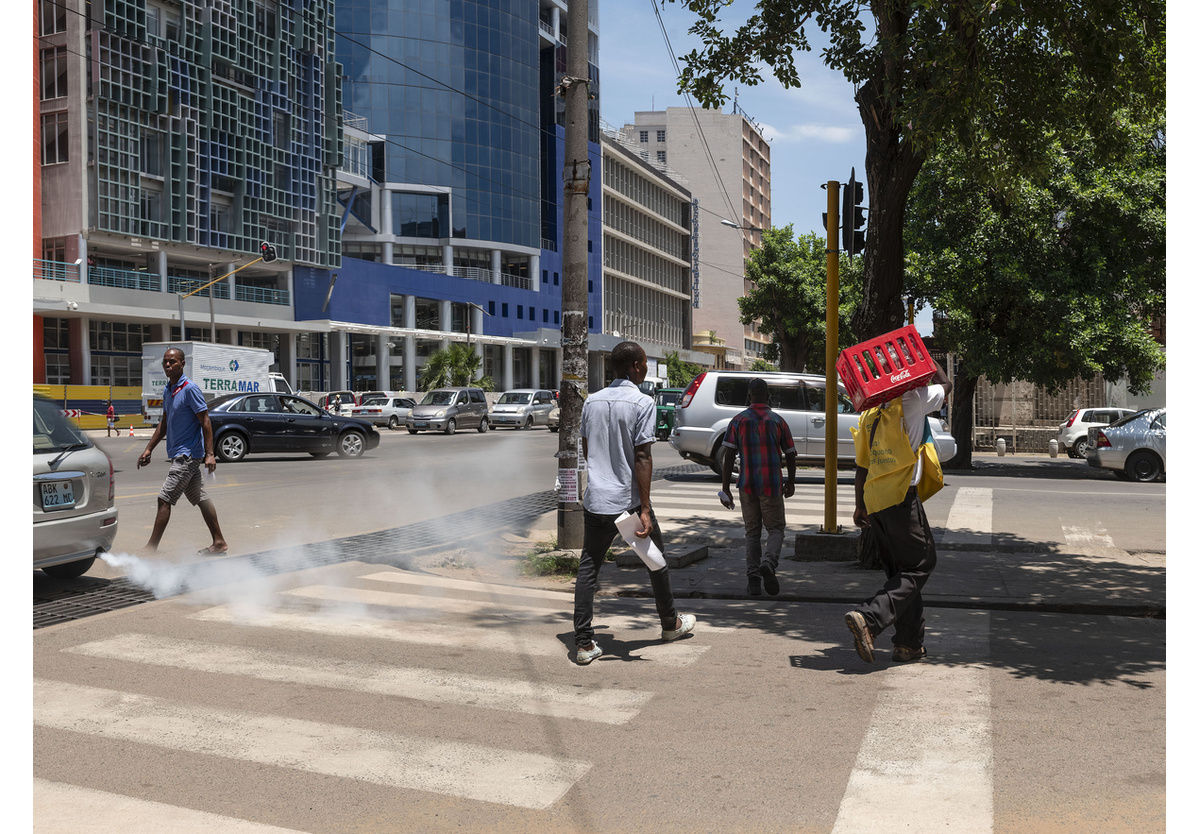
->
xmin=848 ymin=20 xmax=926 ymax=341
xmin=945 ymin=370 xmax=977 ymax=470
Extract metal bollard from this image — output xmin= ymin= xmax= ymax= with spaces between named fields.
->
xmin=996 ymin=437 xmax=1006 ymax=457
xmin=1049 ymin=439 xmax=1058 ymax=458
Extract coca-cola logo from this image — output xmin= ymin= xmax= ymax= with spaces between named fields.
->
xmin=890 ymin=369 xmax=912 ymax=384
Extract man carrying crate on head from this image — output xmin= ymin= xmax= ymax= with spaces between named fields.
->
xmin=844 ymin=360 xmax=952 ymax=664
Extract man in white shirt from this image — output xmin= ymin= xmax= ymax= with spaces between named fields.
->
xmin=572 ymin=341 xmax=696 ymax=665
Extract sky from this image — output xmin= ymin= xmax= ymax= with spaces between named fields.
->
xmin=598 ymin=0 xmax=864 ymax=241
xmin=593 ymin=1 xmax=918 ymax=337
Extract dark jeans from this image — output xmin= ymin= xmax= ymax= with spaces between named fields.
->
xmin=573 ymin=506 xmax=678 ymax=648
xmin=858 ymin=488 xmax=937 ymax=649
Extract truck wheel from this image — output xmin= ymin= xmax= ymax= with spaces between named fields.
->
xmin=217 ymin=432 xmax=248 ymax=462
xmin=337 ymin=431 xmax=366 ymax=458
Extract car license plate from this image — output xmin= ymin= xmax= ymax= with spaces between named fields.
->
xmin=414 ymin=421 xmax=427 ymax=428
xmin=41 ymin=480 xmax=75 ymax=510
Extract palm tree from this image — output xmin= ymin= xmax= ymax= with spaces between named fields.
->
xmin=419 ymin=342 xmax=494 ymax=390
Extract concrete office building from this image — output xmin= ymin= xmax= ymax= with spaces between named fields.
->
xmin=599 ymin=124 xmax=710 ymax=378
xmin=33 ymin=0 xmax=344 ymax=389
xmin=621 ymin=106 xmax=772 ymax=369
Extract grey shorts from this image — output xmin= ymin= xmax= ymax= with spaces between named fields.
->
xmin=159 ymin=456 xmax=209 ymax=506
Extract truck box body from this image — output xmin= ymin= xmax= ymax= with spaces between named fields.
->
xmin=141 ymin=342 xmax=288 ymax=423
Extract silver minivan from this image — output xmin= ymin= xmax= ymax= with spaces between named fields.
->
xmin=406 ymin=387 xmax=490 ymax=434
xmin=668 ymin=370 xmax=955 ymax=473
xmin=489 ymin=388 xmax=557 ymax=429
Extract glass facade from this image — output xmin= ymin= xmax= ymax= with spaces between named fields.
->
xmin=336 ymin=0 xmax=542 ymax=249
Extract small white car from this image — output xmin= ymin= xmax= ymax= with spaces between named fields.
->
xmin=489 ymin=389 xmax=557 ymax=429
xmin=1057 ymin=407 xmax=1136 ymax=458
xmin=34 ymin=396 xmax=118 ymax=578
xmin=351 ymin=396 xmax=416 ymax=430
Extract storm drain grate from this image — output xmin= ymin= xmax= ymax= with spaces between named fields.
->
xmin=34 ymin=470 xmax=703 ymax=630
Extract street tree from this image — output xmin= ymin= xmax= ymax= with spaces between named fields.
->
xmin=418 ymin=343 xmax=494 ymax=391
xmin=664 ymin=351 xmax=705 ymax=388
xmin=738 ymin=224 xmax=858 ymax=374
xmin=905 ymin=119 xmax=1165 ymax=468
xmin=670 ymin=0 xmax=1165 ymax=339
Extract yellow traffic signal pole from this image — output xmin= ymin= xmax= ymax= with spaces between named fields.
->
xmin=822 ymin=181 xmax=841 ymax=534
xmin=176 ymin=243 xmax=276 ymax=340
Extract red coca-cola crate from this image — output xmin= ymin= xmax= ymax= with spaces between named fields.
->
xmin=836 ymin=325 xmax=937 ymax=411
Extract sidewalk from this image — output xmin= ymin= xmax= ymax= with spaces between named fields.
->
xmin=494 ymin=508 xmax=1165 ymax=619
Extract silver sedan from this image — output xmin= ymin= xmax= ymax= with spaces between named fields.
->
xmin=1086 ymin=407 xmax=1166 ymax=482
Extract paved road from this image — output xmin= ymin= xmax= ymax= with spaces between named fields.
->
xmin=33 ymin=560 xmax=1164 ymax=833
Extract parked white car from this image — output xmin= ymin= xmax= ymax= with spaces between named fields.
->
xmin=351 ymin=396 xmax=416 ymax=430
xmin=489 ymin=389 xmax=557 ymax=429
xmin=668 ymin=370 xmax=955 ymax=473
xmin=1057 ymin=407 xmax=1136 ymax=458
xmin=1086 ymin=407 xmax=1166 ymax=482
xmin=34 ymin=396 xmax=118 ymax=578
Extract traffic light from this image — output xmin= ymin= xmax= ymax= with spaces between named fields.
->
xmin=260 ymin=241 xmax=278 ymax=263
xmin=842 ymin=167 xmax=866 ymax=257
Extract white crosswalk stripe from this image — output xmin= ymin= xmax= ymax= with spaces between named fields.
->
xmin=34 ymin=679 xmax=591 ymax=810
xmin=651 ymin=480 xmax=858 ymax=529
xmin=66 ymin=633 xmax=656 ymax=725
xmin=941 ymin=487 xmax=993 ymax=546
xmin=832 ymin=610 xmax=994 ymax=833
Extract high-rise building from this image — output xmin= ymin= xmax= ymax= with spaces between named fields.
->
xmin=318 ymin=0 xmax=607 ymax=393
xmin=599 ymin=125 xmax=695 ymax=376
xmin=33 ymin=0 xmax=344 ymax=389
xmin=622 ymin=106 xmax=772 ymax=369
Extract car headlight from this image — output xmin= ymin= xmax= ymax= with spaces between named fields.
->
xmin=435 ymin=410 xmax=446 ymax=418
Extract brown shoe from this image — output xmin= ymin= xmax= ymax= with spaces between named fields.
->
xmin=892 ymin=644 xmax=927 ymax=663
xmin=845 ymin=611 xmax=875 ymax=663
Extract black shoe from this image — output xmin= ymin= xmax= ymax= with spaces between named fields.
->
xmin=747 ymin=577 xmax=762 ymax=595
xmin=760 ymin=563 xmax=780 ymax=595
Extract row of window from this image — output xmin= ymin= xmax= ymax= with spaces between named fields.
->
xmin=638 ymin=130 xmax=667 ymax=143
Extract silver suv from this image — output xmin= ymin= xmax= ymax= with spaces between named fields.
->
xmin=406 ymin=387 xmax=490 ymax=434
xmin=668 ymin=370 xmax=954 ymax=473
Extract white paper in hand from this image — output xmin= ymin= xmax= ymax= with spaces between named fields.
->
xmin=614 ymin=511 xmax=667 ymax=570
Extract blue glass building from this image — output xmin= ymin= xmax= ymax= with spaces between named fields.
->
xmin=295 ymin=0 xmax=604 ymax=393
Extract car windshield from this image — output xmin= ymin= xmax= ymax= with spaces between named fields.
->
xmin=657 ymin=391 xmax=681 ymax=407
xmin=420 ymin=391 xmax=456 ymax=406
xmin=498 ymin=393 xmax=532 ymax=404
xmin=361 ymin=397 xmax=387 ymax=406
xmin=33 ymin=398 xmax=89 ymax=453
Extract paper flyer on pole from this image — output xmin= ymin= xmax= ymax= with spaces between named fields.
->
xmin=614 ymin=511 xmax=667 ymax=570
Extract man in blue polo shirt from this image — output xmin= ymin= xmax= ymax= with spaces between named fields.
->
xmin=572 ymin=341 xmax=696 ymax=665
xmin=137 ymin=347 xmax=228 ymax=555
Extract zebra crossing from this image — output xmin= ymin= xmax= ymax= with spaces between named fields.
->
xmin=33 ymin=562 xmax=1004 ymax=831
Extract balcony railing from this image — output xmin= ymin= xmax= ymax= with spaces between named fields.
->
xmin=236 ymin=284 xmax=290 ymax=305
xmin=89 ymin=266 xmax=162 ymax=292
xmin=34 ymin=258 xmax=81 ymax=282
xmin=448 ymin=265 xmax=533 ymax=290
xmin=500 ymin=272 xmax=532 ymax=290
xmin=167 ymin=276 xmax=230 ymax=298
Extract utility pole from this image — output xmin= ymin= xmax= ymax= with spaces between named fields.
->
xmin=822 ymin=180 xmax=841 ymax=534
xmin=557 ymin=0 xmax=590 ymax=550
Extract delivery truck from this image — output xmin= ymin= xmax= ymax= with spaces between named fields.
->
xmin=141 ymin=342 xmax=293 ymax=424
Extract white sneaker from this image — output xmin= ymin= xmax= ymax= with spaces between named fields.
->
xmin=661 ymin=613 xmax=697 ymax=642
xmin=576 ymin=643 xmax=602 ymax=665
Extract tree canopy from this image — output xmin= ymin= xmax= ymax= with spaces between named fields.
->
xmin=905 ymin=117 xmax=1165 ymax=464
xmin=418 ymin=343 xmax=494 ymax=391
xmin=670 ymin=0 xmax=1165 ymax=338
xmin=738 ymin=224 xmax=860 ymax=374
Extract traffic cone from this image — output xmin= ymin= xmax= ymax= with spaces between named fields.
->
xmin=129 ymin=424 xmax=134 ymax=437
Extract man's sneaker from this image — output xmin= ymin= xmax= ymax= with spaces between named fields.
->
xmin=892 ymin=644 xmax=927 ymax=663
xmin=760 ymin=563 xmax=780 ymax=595
xmin=747 ymin=577 xmax=762 ymax=596
xmin=575 ymin=643 xmax=602 ymax=665
xmin=662 ymin=613 xmax=697 ymax=642
xmin=845 ymin=611 xmax=875 ymax=663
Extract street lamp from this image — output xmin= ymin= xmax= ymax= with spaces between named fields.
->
xmin=720 ymin=219 xmax=765 ymax=233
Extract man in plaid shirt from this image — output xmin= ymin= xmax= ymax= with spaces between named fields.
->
xmin=720 ymin=378 xmax=797 ymax=595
